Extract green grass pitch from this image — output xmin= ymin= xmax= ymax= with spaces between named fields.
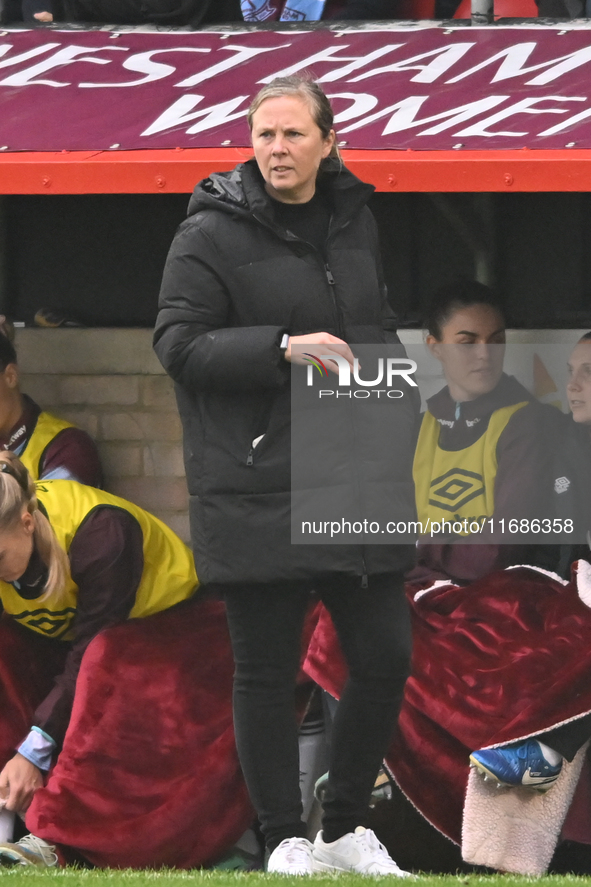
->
xmin=0 ymin=872 xmax=589 ymax=887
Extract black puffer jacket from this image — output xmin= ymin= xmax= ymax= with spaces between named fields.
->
xmin=154 ymin=159 xmax=416 ymax=585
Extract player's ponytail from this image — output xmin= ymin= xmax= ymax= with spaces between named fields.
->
xmin=0 ymin=452 xmax=69 ymax=601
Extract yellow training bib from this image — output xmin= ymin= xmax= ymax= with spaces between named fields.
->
xmin=413 ymin=402 xmax=527 ymax=535
xmin=0 ymin=480 xmax=198 ymax=640
xmin=19 ymin=411 xmax=75 ymax=481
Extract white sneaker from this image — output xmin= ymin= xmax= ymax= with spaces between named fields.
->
xmin=313 ymin=826 xmax=412 ymax=876
xmin=0 ymin=834 xmax=58 ymax=867
xmin=267 ymin=837 xmax=315 ymax=875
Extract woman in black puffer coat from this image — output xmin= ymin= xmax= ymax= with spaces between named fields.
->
xmin=154 ymin=76 xmax=417 ymax=877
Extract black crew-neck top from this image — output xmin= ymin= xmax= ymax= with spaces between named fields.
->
xmin=270 ymin=190 xmax=332 ymax=257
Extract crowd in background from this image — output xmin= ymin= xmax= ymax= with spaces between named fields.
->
xmin=1 ymin=0 xmax=444 ymax=25
xmin=2 ymin=0 xmax=587 ymax=27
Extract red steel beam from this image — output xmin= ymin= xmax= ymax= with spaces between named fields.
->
xmin=1 ymin=147 xmax=591 ymax=194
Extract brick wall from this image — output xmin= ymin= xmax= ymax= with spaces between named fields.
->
xmin=16 ymin=328 xmax=190 ymax=544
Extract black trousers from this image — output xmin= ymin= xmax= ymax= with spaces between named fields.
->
xmin=223 ymin=573 xmax=411 ymax=852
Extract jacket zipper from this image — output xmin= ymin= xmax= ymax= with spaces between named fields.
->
xmin=251 ymin=213 xmax=369 ymax=579
xmin=321 ymin=216 xmax=345 ymax=339
xmin=324 ymin=263 xmax=344 ymax=339
xmin=325 ymin=220 xmax=373 ymax=581
xmin=247 ymin=433 xmax=266 ymax=466
xmin=252 ymin=212 xmax=346 ymax=339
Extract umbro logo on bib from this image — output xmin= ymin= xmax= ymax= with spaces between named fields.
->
xmin=429 ymin=468 xmax=485 ymax=512
xmin=554 ymin=476 xmax=570 ymax=495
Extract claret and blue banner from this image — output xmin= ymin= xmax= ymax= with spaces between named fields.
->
xmin=3 ymin=25 xmax=591 ymax=150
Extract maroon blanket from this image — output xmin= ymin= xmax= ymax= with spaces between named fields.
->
xmin=4 ymin=596 xmax=317 ymax=868
xmin=12 ymin=598 xmax=254 ymax=869
xmin=6 ymin=566 xmax=591 ymax=867
xmin=304 ymin=564 xmax=591 ymax=846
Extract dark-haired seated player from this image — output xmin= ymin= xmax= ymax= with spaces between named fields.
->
xmin=382 ymin=332 xmax=591 ymax=873
xmin=410 ymin=280 xmax=557 ymax=585
xmin=0 ymin=329 xmax=101 ymax=487
xmin=305 ymin=283 xmax=579 ymax=874
xmin=0 ymin=453 xmax=198 ymax=867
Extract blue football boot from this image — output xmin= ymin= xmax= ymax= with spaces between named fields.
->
xmin=470 ymin=740 xmax=562 ymax=792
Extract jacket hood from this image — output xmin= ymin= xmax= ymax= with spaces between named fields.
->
xmin=186 ymin=157 xmax=375 ymax=228
xmin=187 ymin=164 xmax=248 ymax=217
xmin=427 ymin=373 xmax=533 ymax=425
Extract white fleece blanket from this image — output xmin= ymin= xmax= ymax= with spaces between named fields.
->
xmin=462 ymin=742 xmax=589 ymax=874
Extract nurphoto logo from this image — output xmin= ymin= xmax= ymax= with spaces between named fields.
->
xmin=305 ymin=355 xmax=418 ymax=399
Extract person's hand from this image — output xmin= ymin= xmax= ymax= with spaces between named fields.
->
xmin=284 ymin=333 xmax=355 ymax=375
xmin=0 ymin=754 xmax=43 ymax=814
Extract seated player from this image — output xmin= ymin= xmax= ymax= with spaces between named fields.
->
xmin=0 ymin=326 xmax=101 ymax=486
xmin=411 ymin=279 xmax=557 ymax=585
xmin=305 ymin=294 xmax=590 ymax=874
xmin=470 ymin=332 xmax=591 ymax=793
xmin=381 ymin=334 xmax=591 ymax=874
xmin=0 ymin=452 xmax=197 ymax=866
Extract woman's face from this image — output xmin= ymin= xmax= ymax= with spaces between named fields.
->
xmin=427 ymin=303 xmax=506 ymax=403
xmin=251 ymin=96 xmax=335 ymax=205
xmin=0 ymin=509 xmax=34 ymax=583
xmin=567 ymin=340 xmax=591 ymax=425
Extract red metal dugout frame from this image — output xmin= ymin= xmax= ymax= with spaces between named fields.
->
xmin=1 ymin=147 xmax=591 ymax=194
